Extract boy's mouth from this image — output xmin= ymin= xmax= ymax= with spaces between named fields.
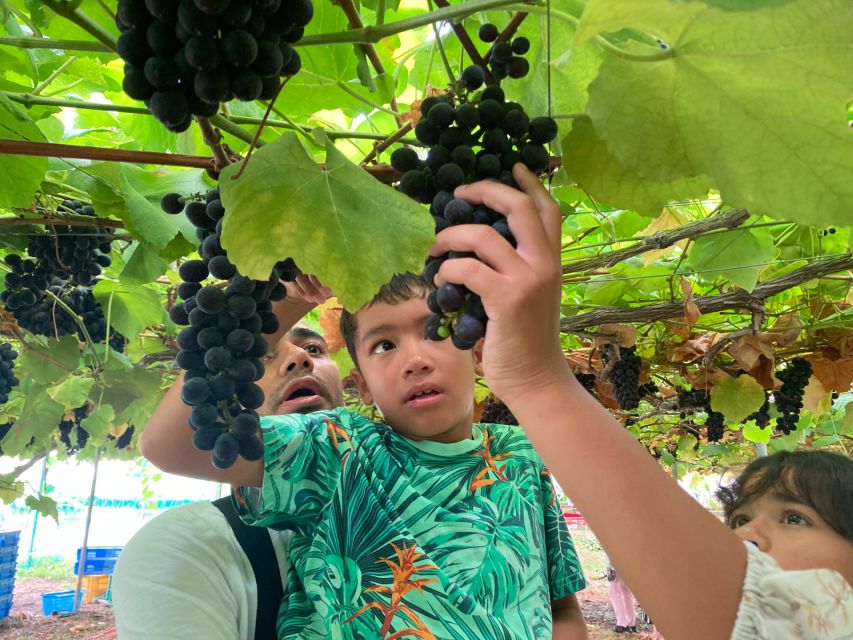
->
xmin=405 ymin=384 xmax=444 ymax=407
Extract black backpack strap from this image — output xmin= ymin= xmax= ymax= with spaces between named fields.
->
xmin=212 ymin=497 xmax=283 ymax=640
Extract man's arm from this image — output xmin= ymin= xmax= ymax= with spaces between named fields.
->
xmin=139 ymin=285 xmax=317 ymax=485
xmin=551 ymin=594 xmax=588 ymax=639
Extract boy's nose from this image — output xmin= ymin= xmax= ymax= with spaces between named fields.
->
xmin=403 ymin=345 xmax=434 ymax=376
xmin=733 ymin=521 xmax=771 ymax=553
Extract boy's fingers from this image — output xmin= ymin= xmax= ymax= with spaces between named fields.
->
xmin=512 ymin=164 xmax=562 ymax=254
xmin=434 ymin=256 xmax=505 ymax=298
xmin=454 ymin=177 xmax=550 ymax=258
xmin=430 ymin=225 xmax=524 ymax=274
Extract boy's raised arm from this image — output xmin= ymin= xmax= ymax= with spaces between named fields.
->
xmin=432 ymin=165 xmax=746 ymax=640
xmin=139 ymin=282 xmax=319 ymax=485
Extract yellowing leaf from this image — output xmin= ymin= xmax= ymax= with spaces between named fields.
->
xmin=801 ymin=376 xmax=831 ymax=417
xmin=710 ymin=374 xmax=765 ymax=423
xmin=641 ymin=209 xmax=689 ymax=265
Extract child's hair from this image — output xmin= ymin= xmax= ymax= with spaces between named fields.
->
xmin=340 ymin=272 xmax=432 ymax=368
xmin=716 ymin=450 xmax=853 ymax=541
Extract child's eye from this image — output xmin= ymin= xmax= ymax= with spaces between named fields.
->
xmin=731 ymin=514 xmax=750 ymax=528
xmin=371 ymin=340 xmax=395 ymax=354
xmin=783 ymin=512 xmax=809 ymax=526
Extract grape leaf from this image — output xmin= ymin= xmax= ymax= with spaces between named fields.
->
xmin=25 ymin=494 xmax=58 ymax=523
xmin=80 ymin=405 xmax=115 ymax=440
xmin=575 ymin=0 xmax=853 ymax=226
xmin=0 ymin=93 xmax=48 ymax=208
xmin=0 ymin=474 xmax=25 ymax=505
xmin=742 ymin=421 xmax=771 ymax=444
xmin=219 ymin=133 xmax=434 ymax=311
xmin=47 ymin=376 xmax=95 ymax=409
xmin=710 ymin=374 xmax=766 ymax=423
xmin=6 ymin=381 xmax=65 ymax=455
xmin=92 ymin=280 xmax=164 ymax=339
xmin=119 ymin=242 xmax=169 ymax=287
xmin=686 ymin=228 xmax=775 ymax=291
xmin=19 ymin=335 xmax=81 ymax=385
xmin=561 ymin=118 xmax=711 ymax=214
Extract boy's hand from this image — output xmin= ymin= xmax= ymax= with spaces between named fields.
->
xmin=289 ymin=273 xmax=332 ymax=305
xmin=430 ymin=164 xmax=573 ymax=407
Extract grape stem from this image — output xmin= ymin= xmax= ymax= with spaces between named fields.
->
xmin=31 ymin=56 xmax=77 ymax=96
xmin=701 ymin=305 xmax=765 ymax=369
xmin=429 ymin=0 xmax=495 ymax=85
xmin=360 ymin=121 xmax=414 ymax=166
xmin=41 ymin=0 xmax=116 ymax=50
xmin=482 ymin=12 xmax=529 ymax=66
xmin=231 ymin=78 xmax=292 ymax=180
xmin=42 ymin=289 xmax=103 ymax=369
xmin=196 ymin=118 xmax=232 ymax=173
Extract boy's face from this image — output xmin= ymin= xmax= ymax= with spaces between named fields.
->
xmin=257 ymin=327 xmax=344 ymax=416
xmin=350 ymin=295 xmax=481 ymax=443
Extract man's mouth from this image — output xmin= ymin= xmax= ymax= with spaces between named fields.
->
xmin=278 ymin=378 xmax=323 ymax=410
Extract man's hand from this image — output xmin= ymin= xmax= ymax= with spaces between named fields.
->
xmin=290 ymin=273 xmax=332 ymax=305
xmin=430 ymin=164 xmax=573 ymax=408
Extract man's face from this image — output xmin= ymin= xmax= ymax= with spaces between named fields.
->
xmin=350 ymin=296 xmax=480 ymax=443
xmin=256 ymin=327 xmax=344 ymax=416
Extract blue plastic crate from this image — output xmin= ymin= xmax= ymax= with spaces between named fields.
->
xmin=0 ymin=546 xmax=17 ymax=560
xmin=0 ymin=591 xmax=12 ymax=619
xmin=0 ymin=560 xmax=15 ymax=581
xmin=41 ymin=590 xmax=84 ymax=616
xmin=76 ymin=546 xmax=122 ymax=562
xmin=0 ymin=531 xmax=19 ymax=549
xmin=0 ymin=575 xmax=14 ymax=596
xmin=74 ymin=558 xmax=117 ymax=576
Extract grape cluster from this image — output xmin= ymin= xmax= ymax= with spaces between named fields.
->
xmin=576 ymin=373 xmax=597 ymax=397
xmin=398 ymin=86 xmax=558 ymax=203
xmin=774 ymin=358 xmax=811 ymax=434
xmin=604 ymin=346 xmax=642 ymax=410
xmin=59 ymin=405 xmax=91 ymax=454
xmin=705 ymin=410 xmax=725 ymax=442
xmin=744 ymin=393 xmax=771 ymax=429
xmin=115 ymin=0 xmax=313 ymax=132
xmin=480 ymin=396 xmax=518 ymax=426
xmin=108 ymin=425 xmax=136 ymax=450
xmin=0 ymin=343 xmax=19 ymax=404
xmin=476 ymin=23 xmax=531 ymax=80
xmin=2 ymin=255 xmax=124 ymax=348
xmin=26 ymin=201 xmax=114 ymax=286
xmin=394 ymin=88 xmax=557 ymax=349
xmin=676 ymin=387 xmax=709 ymax=413
xmin=161 ymin=188 xmax=299 ymax=468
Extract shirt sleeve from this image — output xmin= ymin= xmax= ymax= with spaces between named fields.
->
xmin=539 ymin=468 xmax=588 ymax=599
xmin=233 ymin=409 xmax=349 ymax=536
xmin=731 ymin=541 xmax=853 ymax=640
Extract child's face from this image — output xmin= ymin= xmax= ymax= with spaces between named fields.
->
xmin=350 ymin=295 xmax=480 ymax=443
xmin=730 ymin=491 xmax=853 ymax=584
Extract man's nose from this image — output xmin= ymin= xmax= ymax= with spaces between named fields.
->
xmin=282 ymin=347 xmax=314 ymax=374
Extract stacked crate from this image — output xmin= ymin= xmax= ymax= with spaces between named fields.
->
xmin=74 ymin=546 xmax=121 ymax=604
xmin=0 ymin=531 xmax=20 ymax=619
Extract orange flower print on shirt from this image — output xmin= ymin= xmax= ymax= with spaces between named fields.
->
xmin=345 ymin=543 xmax=439 ymax=639
xmin=470 ymin=428 xmax=511 ymax=492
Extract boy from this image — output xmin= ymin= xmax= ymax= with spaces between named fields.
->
xmin=141 ymin=168 xmax=588 ymax=638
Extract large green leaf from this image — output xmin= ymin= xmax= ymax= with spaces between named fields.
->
xmin=710 ymin=374 xmax=765 ymax=423
xmin=561 ymin=118 xmax=711 ymax=214
xmin=0 ymin=93 xmax=48 ymax=208
xmin=6 ymin=381 xmax=65 ymax=455
xmin=91 ymin=362 xmax=162 ymax=428
xmin=219 ymin=133 xmax=434 ymax=310
xmin=686 ymin=227 xmax=775 ymax=291
xmin=19 ymin=335 xmax=81 ymax=385
xmin=575 ymin=0 xmax=853 ymax=227
xmin=47 ymin=376 xmax=95 ymax=409
xmin=92 ymin=280 xmax=164 ymax=339
xmin=25 ymin=494 xmax=59 ymax=522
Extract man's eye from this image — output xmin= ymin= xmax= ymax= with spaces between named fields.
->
xmin=784 ymin=512 xmax=809 ymax=526
xmin=306 ymin=344 xmax=325 ymax=356
xmin=260 ymin=353 xmax=275 ymax=363
xmin=372 ymin=340 xmax=394 ymax=354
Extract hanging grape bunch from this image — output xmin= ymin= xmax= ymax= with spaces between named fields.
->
xmin=115 ymin=0 xmax=314 ymax=132
xmin=26 ymin=201 xmax=114 ymax=286
xmin=480 ymin=395 xmax=518 ymax=426
xmin=774 ymin=358 xmax=812 ymax=434
xmin=0 ymin=343 xmax=19 ymax=405
xmin=477 ymin=22 xmax=531 ymax=81
xmin=602 ymin=346 xmax=643 ymax=410
xmin=58 ymin=405 xmax=91 ymax=455
xmin=392 ymin=79 xmax=558 ymax=348
xmin=743 ymin=391 xmax=771 ymax=429
xmin=161 ymin=187 xmax=300 ymax=468
xmin=1 ymin=202 xmax=124 ymax=351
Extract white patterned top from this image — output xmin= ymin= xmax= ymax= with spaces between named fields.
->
xmin=732 ymin=541 xmax=853 ymax=640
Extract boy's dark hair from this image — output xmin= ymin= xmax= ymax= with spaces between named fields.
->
xmin=340 ymin=272 xmax=432 ymax=369
xmin=716 ymin=450 xmax=853 ymax=541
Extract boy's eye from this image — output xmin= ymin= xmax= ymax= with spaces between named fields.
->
xmin=783 ymin=512 xmax=809 ymax=526
xmin=371 ymin=340 xmax=395 ymax=354
xmin=731 ymin=515 xmax=750 ymax=528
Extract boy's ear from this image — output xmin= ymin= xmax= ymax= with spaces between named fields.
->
xmin=473 ymin=338 xmax=485 ymax=376
xmin=350 ymin=368 xmax=374 ymax=405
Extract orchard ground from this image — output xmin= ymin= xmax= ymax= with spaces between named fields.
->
xmin=0 ymin=529 xmax=655 ymax=640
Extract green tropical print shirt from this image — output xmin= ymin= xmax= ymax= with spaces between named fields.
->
xmin=234 ymin=407 xmax=587 ymax=639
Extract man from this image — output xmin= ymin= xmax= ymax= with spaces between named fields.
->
xmin=113 ymin=278 xmax=339 ymax=640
